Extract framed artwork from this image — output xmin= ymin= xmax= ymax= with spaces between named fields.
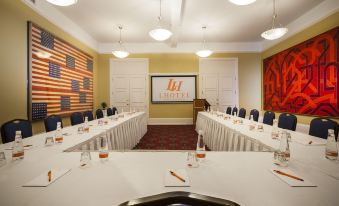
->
xmin=27 ymin=22 xmax=94 ymax=120
xmin=263 ymin=26 xmax=338 ymax=117
xmin=151 ymin=75 xmax=197 ymax=103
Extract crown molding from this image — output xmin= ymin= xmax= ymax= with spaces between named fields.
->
xmin=261 ymin=0 xmax=339 ymax=51
xmin=99 ymin=42 xmax=262 ymax=54
xmin=21 ymin=0 xmax=99 ymax=52
xmin=21 ymin=0 xmax=338 ymax=54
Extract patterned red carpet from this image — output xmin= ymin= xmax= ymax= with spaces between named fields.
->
xmin=134 ymin=125 xmax=199 ymax=150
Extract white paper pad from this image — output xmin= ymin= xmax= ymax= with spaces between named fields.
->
xmin=270 ymin=168 xmax=316 ymax=187
xmin=164 ymin=169 xmax=190 ymax=187
xmin=23 ymin=169 xmax=71 ymax=187
xmin=5 ymin=145 xmax=34 ymax=150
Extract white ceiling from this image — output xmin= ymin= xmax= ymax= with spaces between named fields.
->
xmin=24 ymin=0 xmax=339 ymax=52
xmin=54 ymin=0 xmax=324 ymax=44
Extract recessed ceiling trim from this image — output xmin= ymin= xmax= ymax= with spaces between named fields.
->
xmin=99 ymin=42 xmax=262 ymax=54
xmin=262 ymin=0 xmax=339 ymax=51
xmin=21 ymin=0 xmax=98 ymax=51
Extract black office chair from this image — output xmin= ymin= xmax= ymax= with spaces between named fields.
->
xmin=238 ymin=108 xmax=246 ymax=118
xmin=231 ymin=107 xmax=238 ymax=116
xmin=44 ymin=115 xmax=63 ymax=132
xmin=107 ymin=108 xmax=113 ymax=116
xmin=263 ymin=111 xmax=275 ymax=126
xmin=226 ymin=107 xmax=232 ymax=115
xmin=1 ymin=119 xmax=32 ymax=143
xmin=96 ymin=109 xmax=104 ymax=119
xmin=249 ymin=109 xmax=259 ymax=122
xmin=278 ymin=113 xmax=297 ymax=131
xmin=112 ymin=107 xmax=118 ymax=115
xmin=309 ymin=118 xmax=338 ymax=139
xmin=83 ymin=110 xmax=94 ymax=121
xmin=70 ymin=112 xmax=84 ymax=126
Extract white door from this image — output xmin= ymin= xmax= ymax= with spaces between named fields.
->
xmin=110 ymin=59 xmax=149 ymax=116
xmin=129 ymin=75 xmax=147 ymax=112
xmin=201 ymin=74 xmax=218 ymax=109
xmin=112 ymin=76 xmax=130 ymax=112
xmin=199 ymin=58 xmax=238 ymax=112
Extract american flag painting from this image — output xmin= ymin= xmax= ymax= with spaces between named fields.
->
xmin=28 ymin=22 xmax=93 ymax=120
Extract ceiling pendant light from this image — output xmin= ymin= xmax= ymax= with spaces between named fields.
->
xmin=149 ymin=0 xmax=172 ymax=41
xmin=261 ymin=0 xmax=288 ymax=40
xmin=112 ymin=26 xmax=129 ymax=59
xmin=229 ymin=0 xmax=256 ymax=6
xmin=196 ymin=26 xmax=213 ymax=58
xmin=46 ymin=0 xmax=78 ymax=6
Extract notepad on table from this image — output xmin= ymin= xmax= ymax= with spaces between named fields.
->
xmin=164 ymin=169 xmax=190 ymax=187
xmin=270 ymin=168 xmax=316 ymax=187
xmin=23 ymin=169 xmax=71 ymax=187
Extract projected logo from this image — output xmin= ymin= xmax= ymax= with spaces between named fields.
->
xmin=152 ymin=76 xmax=196 ymax=103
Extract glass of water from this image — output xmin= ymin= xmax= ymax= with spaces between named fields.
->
xmin=0 ymin=151 xmax=6 ymax=167
xmin=80 ymin=151 xmax=91 ymax=167
xmin=187 ymin=152 xmax=199 ymax=168
xmin=45 ymin=136 xmax=54 ymax=146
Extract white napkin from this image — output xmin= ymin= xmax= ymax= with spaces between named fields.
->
xmin=270 ymin=168 xmax=316 ymax=187
xmin=23 ymin=169 xmax=71 ymax=187
xmin=164 ymin=169 xmax=190 ymax=187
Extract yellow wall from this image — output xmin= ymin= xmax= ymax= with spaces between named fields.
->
xmin=1 ymin=0 xmax=338 ymax=139
xmin=0 ymin=0 xmax=99 ymax=135
xmin=262 ymin=11 xmax=339 ymax=124
xmin=98 ymin=53 xmax=262 ymax=119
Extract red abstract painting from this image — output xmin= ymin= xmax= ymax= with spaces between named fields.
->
xmin=263 ymin=26 xmax=339 ymax=117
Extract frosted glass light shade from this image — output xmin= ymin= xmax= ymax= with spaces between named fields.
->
xmin=229 ymin=0 xmax=256 ymax=5
xmin=196 ymin=50 xmax=213 ymax=58
xmin=149 ymin=28 xmax=172 ymax=41
xmin=261 ymin=27 xmax=288 ymax=40
xmin=112 ymin=50 xmax=129 ymax=59
xmin=46 ymin=0 xmax=78 ymax=6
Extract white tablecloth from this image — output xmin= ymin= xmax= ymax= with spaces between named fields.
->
xmin=0 ymin=151 xmax=339 ymax=206
xmin=196 ymin=112 xmax=327 ymax=152
xmin=65 ymin=112 xmax=147 ymax=151
xmin=196 ymin=112 xmax=273 ymax=152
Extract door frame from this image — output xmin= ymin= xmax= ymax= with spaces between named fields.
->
xmin=109 ymin=58 xmax=149 ymax=118
xmin=198 ymin=58 xmax=239 ymax=108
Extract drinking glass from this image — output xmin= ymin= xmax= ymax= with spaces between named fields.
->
xmin=187 ymin=152 xmax=199 ymax=168
xmin=0 ymin=152 xmax=6 ymax=167
xmin=45 ymin=136 xmax=54 ymax=146
xmin=80 ymin=151 xmax=91 ymax=166
xmin=325 ymin=129 xmax=338 ymax=160
xmin=78 ymin=126 xmax=84 ymax=134
xmin=257 ymin=123 xmax=264 ymax=132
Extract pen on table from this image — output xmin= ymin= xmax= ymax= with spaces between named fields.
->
xmin=274 ymin=170 xmax=304 ymax=181
xmin=48 ymin=170 xmax=52 ymax=182
xmin=170 ymin=170 xmax=185 ymax=182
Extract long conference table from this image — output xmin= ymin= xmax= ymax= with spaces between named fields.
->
xmin=0 ymin=111 xmax=339 ymax=206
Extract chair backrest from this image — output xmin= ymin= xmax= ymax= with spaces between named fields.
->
xmin=83 ymin=111 xmax=94 ymax=121
xmin=107 ymin=108 xmax=113 ymax=116
xmin=1 ymin=119 xmax=32 ymax=143
xmin=96 ymin=109 xmax=103 ymax=119
xmin=70 ymin=112 xmax=84 ymax=126
xmin=278 ymin=113 xmax=297 ymax=131
xmin=112 ymin=107 xmax=118 ymax=115
xmin=309 ymin=118 xmax=339 ymax=139
xmin=44 ymin=115 xmax=63 ymax=132
xmin=226 ymin=107 xmax=232 ymax=115
xmin=231 ymin=107 xmax=238 ymax=116
xmin=249 ymin=109 xmax=259 ymax=122
xmin=263 ymin=111 xmax=275 ymax=125
xmin=238 ymin=108 xmax=246 ymax=118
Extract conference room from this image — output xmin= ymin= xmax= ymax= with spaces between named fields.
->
xmin=1 ymin=0 xmax=339 ymax=205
